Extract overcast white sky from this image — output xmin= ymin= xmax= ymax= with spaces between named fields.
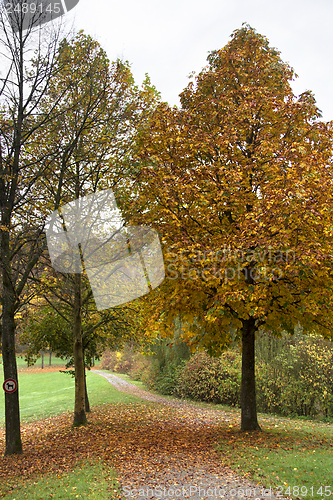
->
xmin=65 ymin=0 xmax=333 ymax=121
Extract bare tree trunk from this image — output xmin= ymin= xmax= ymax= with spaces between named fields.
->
xmin=49 ymin=351 xmax=52 ymax=366
xmin=41 ymin=351 xmax=44 ymax=369
xmin=1 ymin=231 xmax=22 ymax=455
xmin=84 ymin=366 xmax=90 ymax=413
xmin=241 ymin=317 xmax=261 ymax=431
xmin=72 ymin=274 xmax=87 ymax=426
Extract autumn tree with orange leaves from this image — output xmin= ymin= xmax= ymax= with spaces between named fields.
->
xmin=119 ymin=24 xmax=333 ymax=431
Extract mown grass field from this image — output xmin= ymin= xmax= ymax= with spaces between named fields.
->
xmin=14 ymin=354 xmax=67 ymax=369
xmin=1 ymin=369 xmax=138 ymax=425
xmin=217 ymin=416 xmax=333 ymax=499
xmin=1 ymin=459 xmax=122 ymax=500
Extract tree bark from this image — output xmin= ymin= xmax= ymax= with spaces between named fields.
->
xmin=1 ymin=231 xmax=22 ymax=455
xmin=241 ymin=317 xmax=261 ymax=431
xmin=84 ymin=367 xmax=90 ymax=413
xmin=72 ymin=274 xmax=87 ymax=426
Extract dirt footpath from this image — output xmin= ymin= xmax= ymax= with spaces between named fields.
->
xmin=92 ymin=370 xmax=291 ymax=500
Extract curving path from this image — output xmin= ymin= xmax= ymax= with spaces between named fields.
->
xmin=92 ymin=370 xmax=291 ymax=500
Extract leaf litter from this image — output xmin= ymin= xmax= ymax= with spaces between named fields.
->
xmin=0 ymin=371 xmax=296 ymax=499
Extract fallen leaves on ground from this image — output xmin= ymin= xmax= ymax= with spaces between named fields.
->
xmin=0 ymin=401 xmax=265 ymax=499
xmin=1 ymin=376 xmax=327 ymax=499
xmin=17 ymin=365 xmax=70 ymax=374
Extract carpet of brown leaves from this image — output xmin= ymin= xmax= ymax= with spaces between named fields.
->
xmin=0 ymin=371 xmax=291 ymax=499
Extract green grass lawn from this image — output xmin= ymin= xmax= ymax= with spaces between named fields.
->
xmin=14 ymin=354 xmax=69 ymax=369
xmin=10 ymin=354 xmax=102 ymax=370
xmin=0 ymin=369 xmax=142 ymax=499
xmin=1 ymin=459 xmax=121 ymax=500
xmin=217 ymin=418 xmax=333 ymax=500
xmin=0 ymin=369 xmax=141 ymax=425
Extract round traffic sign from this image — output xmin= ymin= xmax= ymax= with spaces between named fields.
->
xmin=3 ymin=379 xmax=17 ymax=394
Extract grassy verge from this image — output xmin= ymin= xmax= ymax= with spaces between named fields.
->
xmin=1 ymin=459 xmax=121 ymax=500
xmin=217 ymin=418 xmax=333 ymax=500
xmin=1 ymin=369 xmax=142 ymax=424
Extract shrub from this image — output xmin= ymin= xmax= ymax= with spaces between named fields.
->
xmin=256 ymin=334 xmax=333 ymax=418
xmin=113 ymin=345 xmax=134 ymax=374
xmin=100 ymin=349 xmax=118 ymax=371
xmin=174 ymin=351 xmax=218 ymax=402
xmin=154 ymin=362 xmax=184 ymax=395
xmin=129 ymin=352 xmax=152 ymax=381
xmin=255 ymin=362 xmax=284 ymax=414
xmin=219 ymin=351 xmax=241 ymax=407
xmin=140 ymin=326 xmax=191 ymax=394
xmin=102 ymin=333 xmax=333 ymax=421
xmin=100 ymin=345 xmax=135 ymax=374
xmin=174 ymin=350 xmax=241 ymax=406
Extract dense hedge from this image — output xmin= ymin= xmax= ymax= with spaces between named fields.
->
xmin=101 ymin=333 xmax=333 ymax=419
xmin=100 ymin=345 xmax=135 ymax=373
xmin=174 ymin=351 xmax=241 ymax=406
xmin=146 ymin=334 xmax=333 ymax=418
xmin=256 ymin=334 xmax=333 ymax=418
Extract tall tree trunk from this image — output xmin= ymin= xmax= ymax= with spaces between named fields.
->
xmin=41 ymin=351 xmax=44 ymax=369
xmin=49 ymin=351 xmax=52 ymax=366
xmin=241 ymin=317 xmax=261 ymax=431
xmin=1 ymin=231 xmax=22 ymax=455
xmin=84 ymin=366 xmax=90 ymax=413
xmin=72 ymin=274 xmax=87 ymax=426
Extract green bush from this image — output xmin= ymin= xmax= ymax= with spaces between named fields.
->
xmin=129 ymin=352 xmax=152 ymax=381
xmin=102 ymin=331 xmax=333 ymax=421
xmin=255 ymin=362 xmax=284 ymax=414
xmin=148 ymin=332 xmax=333 ymax=420
xmin=100 ymin=349 xmax=118 ymax=371
xmin=174 ymin=350 xmax=241 ymax=406
xmin=100 ymin=345 xmax=135 ymax=374
xmin=256 ymin=334 xmax=333 ymax=418
xmin=153 ymin=362 xmax=185 ymax=395
xmin=218 ymin=351 xmax=241 ymax=407
xmin=174 ymin=351 xmax=221 ymax=402
xmin=140 ymin=326 xmax=191 ymax=395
